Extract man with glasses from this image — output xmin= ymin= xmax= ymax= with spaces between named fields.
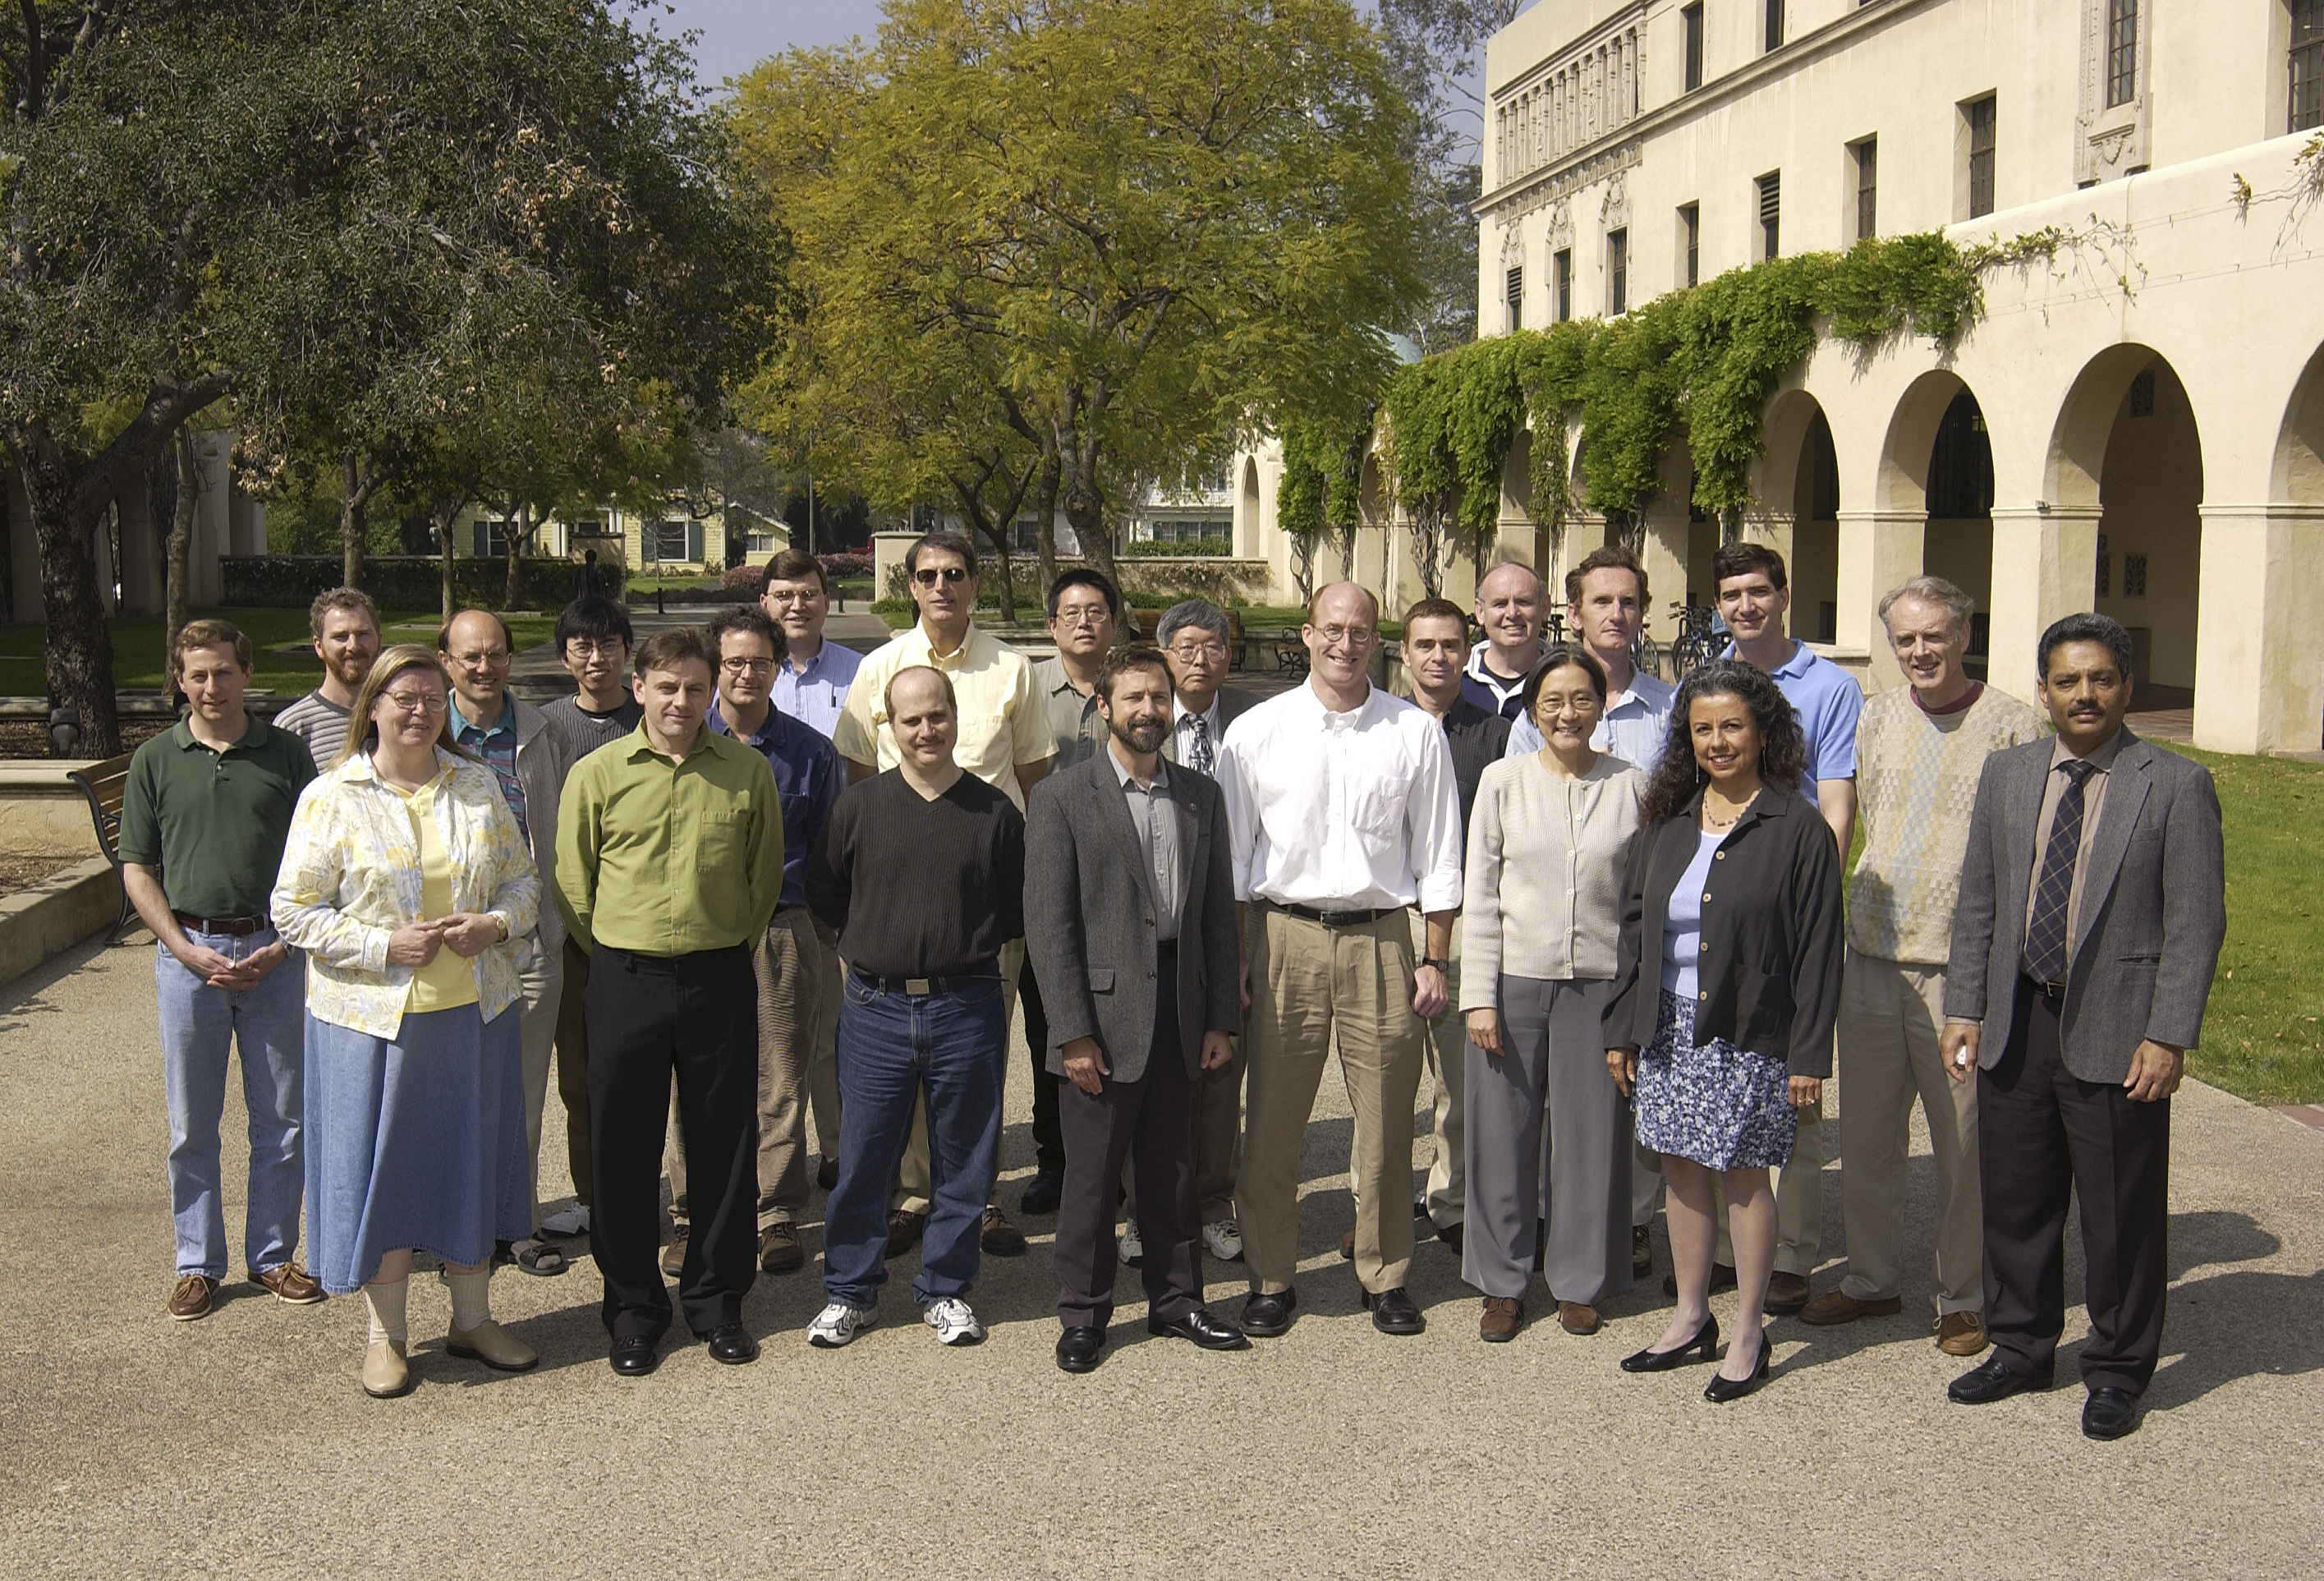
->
xmin=276 ymin=587 xmax=382 ymax=767
xmin=659 ymin=607 xmax=839 ymax=1280
xmin=535 ymin=596 xmax=641 ymax=1239
xmin=1014 ymin=568 xmax=1125 ymax=1217
xmin=759 ymin=548 xmax=858 ymax=1195
xmin=835 ymin=530 xmax=1054 ymax=1258
xmin=439 ymin=609 xmax=576 ymax=1278
xmin=1217 ymin=583 xmax=1464 ymax=1339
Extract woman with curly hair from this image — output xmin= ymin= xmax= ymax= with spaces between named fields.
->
xmin=1604 ymin=661 xmax=1844 ymax=1401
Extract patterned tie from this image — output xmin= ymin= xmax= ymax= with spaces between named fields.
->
xmin=1187 ymin=713 xmax=1215 ymax=777
xmin=2022 ymin=759 xmax=2097 ymax=986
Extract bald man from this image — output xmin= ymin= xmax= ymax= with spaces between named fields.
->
xmin=439 ymin=609 xmax=577 ymax=1275
xmin=1463 ymin=562 xmax=1547 ymax=720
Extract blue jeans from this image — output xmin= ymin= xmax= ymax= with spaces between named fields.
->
xmin=824 ymin=968 xmax=1005 ymax=1310
xmin=154 ymin=928 xmax=307 ymax=1278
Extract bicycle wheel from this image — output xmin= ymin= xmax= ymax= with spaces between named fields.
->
xmin=1629 ymin=636 xmax=1662 ymax=682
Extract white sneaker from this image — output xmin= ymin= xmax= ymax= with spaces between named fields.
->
xmin=806 ymin=1301 xmax=876 ymax=1348
xmin=1118 ymin=1220 xmax=1145 ymax=1267
xmin=922 ymin=1297 xmax=985 ymax=1346
xmin=540 ymin=1204 xmax=590 ymax=1237
xmin=1201 ymin=1220 xmax=1245 ymax=1262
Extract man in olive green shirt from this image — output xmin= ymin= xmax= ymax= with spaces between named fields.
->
xmin=556 ymin=626 xmax=784 ymax=1377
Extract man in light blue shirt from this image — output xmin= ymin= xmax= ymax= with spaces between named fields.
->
xmin=761 ymin=548 xmax=861 ymax=741
xmin=1506 ymin=545 xmax=1674 ymax=770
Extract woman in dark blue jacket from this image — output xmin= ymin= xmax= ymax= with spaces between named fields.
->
xmin=1605 ymin=661 xmax=1843 ymax=1402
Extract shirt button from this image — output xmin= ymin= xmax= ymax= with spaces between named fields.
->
xmin=1699 ymin=991 xmax=1709 ymax=1001
xmin=1715 ymin=852 xmax=1725 ymax=860
xmin=1702 ymin=893 xmax=1711 ymax=903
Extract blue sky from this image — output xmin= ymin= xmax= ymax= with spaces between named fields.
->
xmin=649 ymin=0 xmax=887 ymax=88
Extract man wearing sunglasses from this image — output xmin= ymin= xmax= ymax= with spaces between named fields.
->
xmin=835 ymin=530 xmax=1056 ymax=1259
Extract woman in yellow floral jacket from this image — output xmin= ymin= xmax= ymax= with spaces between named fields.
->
xmin=272 ymin=644 xmax=540 ymax=1399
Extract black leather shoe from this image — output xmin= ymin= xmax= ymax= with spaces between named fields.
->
xmin=703 ymin=1323 xmax=759 ymax=1366
xmin=1018 ymin=1170 xmax=1064 ymax=1216
xmin=1947 ymin=1354 xmax=2054 ymax=1404
xmin=1436 ymin=1221 xmax=1464 ymax=1257
xmin=1362 ymin=1285 xmax=1425 ymax=1335
xmin=2082 ymin=1386 xmax=2142 ymax=1440
xmin=1621 ymin=1312 xmax=1720 ymax=1372
xmin=1055 ymin=1326 xmax=1105 ymax=1373
xmin=609 ymin=1334 xmax=660 ymax=1377
xmin=1149 ymin=1307 xmax=1250 ymax=1351
xmin=1663 ymin=1262 xmax=1738 ymax=1298
xmin=1241 ymin=1288 xmax=1297 ymax=1338
xmin=1703 ymin=1334 xmax=1772 ymax=1403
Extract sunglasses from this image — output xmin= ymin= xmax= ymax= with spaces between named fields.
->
xmin=912 ymin=566 xmax=971 ymax=586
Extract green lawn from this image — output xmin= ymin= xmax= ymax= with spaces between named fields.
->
xmin=0 ymin=609 xmax=556 ymax=696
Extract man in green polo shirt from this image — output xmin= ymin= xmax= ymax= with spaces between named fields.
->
xmin=556 ymin=624 xmax=786 ymax=1377
xmin=118 ymin=619 xmax=321 ymax=1322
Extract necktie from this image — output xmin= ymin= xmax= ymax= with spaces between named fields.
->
xmin=1187 ymin=713 xmax=1215 ymax=777
xmin=2022 ymin=759 xmax=2097 ymax=986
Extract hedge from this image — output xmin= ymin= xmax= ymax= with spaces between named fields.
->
xmin=1123 ymin=536 xmax=1231 ymax=558
xmin=220 ymin=555 xmax=627 ymax=611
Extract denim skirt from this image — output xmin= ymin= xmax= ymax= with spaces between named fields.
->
xmin=303 ymin=1003 xmax=530 ymax=1294
xmin=1633 ymin=990 xmax=1798 ymax=1171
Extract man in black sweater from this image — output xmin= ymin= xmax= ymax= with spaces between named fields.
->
xmin=804 ymin=665 xmax=1026 ymax=1349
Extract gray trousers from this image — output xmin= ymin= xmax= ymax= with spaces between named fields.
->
xmin=1464 ymin=976 xmax=1633 ymax=1305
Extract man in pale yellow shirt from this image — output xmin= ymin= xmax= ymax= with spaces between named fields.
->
xmin=834 ymin=531 xmax=1054 ymax=1254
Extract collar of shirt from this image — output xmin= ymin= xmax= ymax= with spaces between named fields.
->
xmin=171 ymin=716 xmax=272 ymax=756
xmin=450 ymin=692 xmax=516 ymax=741
xmin=708 ymin=701 xmax=782 ymax=749
xmin=904 ymin=621 xmax=989 ymax=670
xmin=1173 ymin=694 xmax=1221 ymax=734
xmin=622 ymin=719 xmax=723 ymax=765
xmin=1723 ymin=638 xmax=1813 ymax=680
xmin=1607 ymin=671 xmax=1675 ymax=715
xmin=1463 ymin=645 xmax=1532 ymax=700
xmin=1286 ymin=678 xmax=1382 ymax=731
xmin=1108 ymin=742 xmax=1170 ymax=793
xmin=2049 ymin=728 xmax=2126 ymax=775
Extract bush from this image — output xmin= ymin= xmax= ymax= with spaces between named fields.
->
xmin=220 ymin=554 xmax=624 ymax=611
xmin=719 ymin=563 xmax=768 ymax=595
xmin=1123 ymin=536 xmax=1231 ymax=558
xmin=820 ymin=550 xmax=873 ymax=581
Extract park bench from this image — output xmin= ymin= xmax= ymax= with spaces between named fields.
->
xmin=65 ymin=752 xmax=140 ymax=947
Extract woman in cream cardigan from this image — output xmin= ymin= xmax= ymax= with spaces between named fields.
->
xmin=1460 ymin=645 xmax=1645 ymax=1343
xmin=272 ymin=645 xmax=540 ymax=1399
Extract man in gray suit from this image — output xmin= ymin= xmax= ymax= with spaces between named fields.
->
xmin=1026 ymin=643 xmax=1248 ymax=1373
xmin=1940 ymin=612 xmax=2225 ymax=1441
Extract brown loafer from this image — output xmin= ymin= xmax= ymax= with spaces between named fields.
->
xmin=660 ymin=1230 xmax=687 ymax=1278
xmin=168 ymin=1273 xmax=218 ymax=1321
xmin=252 ymin=1262 xmax=326 ymax=1305
xmin=760 ymin=1222 xmax=805 ymax=1275
xmin=1936 ymin=1310 xmax=1991 ymax=1356
xmin=1479 ymin=1295 xmax=1523 ymax=1343
xmin=1631 ymin=1225 xmax=1652 ymax=1277
xmin=1800 ymin=1289 xmax=1904 ymax=1326
xmin=886 ymin=1209 xmax=926 ymax=1256
xmin=980 ymin=1205 xmax=1027 ymax=1257
xmin=1765 ymin=1271 xmax=1812 ymax=1315
xmin=1558 ymin=1300 xmax=1601 ymax=1335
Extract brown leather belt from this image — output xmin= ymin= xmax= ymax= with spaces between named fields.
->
xmin=1275 ymin=903 xmax=1394 ymax=927
xmin=173 ymin=912 xmax=269 ymax=937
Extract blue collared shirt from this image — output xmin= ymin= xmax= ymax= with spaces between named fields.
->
xmin=1504 ymin=669 xmax=1674 ymax=770
xmin=707 ymin=701 xmax=841 ymax=911
xmin=769 ymin=640 xmax=862 ymax=742
xmin=1726 ymin=640 xmax=1862 ymax=793
xmin=451 ymin=692 xmax=526 ymax=841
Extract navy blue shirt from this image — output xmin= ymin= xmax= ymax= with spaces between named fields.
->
xmin=708 ymin=702 xmax=841 ymax=911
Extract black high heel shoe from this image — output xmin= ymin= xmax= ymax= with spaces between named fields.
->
xmin=1703 ymin=1333 xmax=1772 ymax=1402
xmin=1620 ymin=1312 xmax=1719 ymax=1372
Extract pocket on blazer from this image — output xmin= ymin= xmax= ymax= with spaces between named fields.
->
xmin=1088 ymin=966 xmax=1115 ymax=993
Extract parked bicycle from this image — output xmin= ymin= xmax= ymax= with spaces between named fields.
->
xmin=1666 ymin=601 xmax=1724 ymax=679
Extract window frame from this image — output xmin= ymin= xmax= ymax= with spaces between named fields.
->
xmin=2294 ymin=0 xmax=2324 ymax=134
xmin=2106 ymin=0 xmax=2139 ymax=108
xmin=1554 ymin=247 xmax=1573 ymax=322
xmin=1683 ymin=4 xmax=1705 ymax=92
xmin=1606 ymin=227 xmax=1628 ymax=315
xmin=1679 ymin=202 xmax=1701 ymax=288
xmin=1756 ymin=171 xmax=1781 ymax=261
xmin=1964 ymin=95 xmax=1997 ymax=220
xmin=1851 ymin=136 xmax=1878 ymax=241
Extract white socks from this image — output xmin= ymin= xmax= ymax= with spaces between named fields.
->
xmin=446 ymin=1268 xmax=493 ymax=1332
xmin=363 ymin=1279 xmax=409 ymax=1349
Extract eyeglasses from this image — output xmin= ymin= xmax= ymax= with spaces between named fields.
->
xmin=383 ymin=692 xmax=448 ymax=715
xmin=448 ymin=650 xmax=511 ymax=668
xmin=720 ymin=657 xmax=776 ymax=674
xmin=566 ymin=640 xmax=627 ymax=659
xmin=1168 ymin=640 xmax=1228 ymax=661
xmin=1053 ymin=605 xmax=1111 ymax=627
xmin=1316 ymin=625 xmax=1377 ymax=649
xmin=912 ymin=566 xmax=971 ymax=586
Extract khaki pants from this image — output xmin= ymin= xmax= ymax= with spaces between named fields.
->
xmin=892 ymin=938 xmax=1024 ymax=1216
xmin=1836 ymin=951 xmax=1982 ymax=1315
xmin=668 ymin=907 xmax=824 ymax=1233
xmin=1238 ymin=906 xmax=1423 ymax=1296
xmin=805 ymin=918 xmax=843 ymax=1160
xmin=516 ymin=935 xmax=565 ymax=1235
xmin=553 ymin=936 xmax=595 ymax=1205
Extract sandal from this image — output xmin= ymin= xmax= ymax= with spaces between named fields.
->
xmin=512 ymin=1239 xmax=567 ymax=1277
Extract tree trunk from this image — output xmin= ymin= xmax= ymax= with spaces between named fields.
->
xmin=339 ymin=453 xmax=372 ymax=590
xmin=438 ymin=509 xmax=459 ymax=625
xmin=1032 ymin=449 xmax=1061 ymax=594
xmin=165 ymin=430 xmax=198 ymax=682
xmin=1060 ymin=448 xmax=1118 ymax=592
xmin=17 ymin=440 xmax=122 ymax=756
xmin=503 ymin=503 xmax=527 ymax=611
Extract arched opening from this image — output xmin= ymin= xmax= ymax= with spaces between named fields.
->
xmin=1781 ymin=407 xmax=1840 ymax=644
xmin=1501 ymin=428 xmax=1537 ymax=572
xmin=1238 ymin=456 xmax=1261 ymax=558
xmin=2273 ymin=343 xmax=2324 ymax=505
xmin=1920 ymin=392 xmax=1996 ymax=671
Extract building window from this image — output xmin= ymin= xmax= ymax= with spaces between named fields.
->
xmin=1683 ymin=4 xmax=1705 ymax=91
xmin=649 ymin=520 xmax=700 ymax=563
xmin=1679 ymin=204 xmax=1700 ymax=287
xmin=1756 ymin=172 xmax=1781 ymax=260
xmin=1766 ymin=0 xmax=1785 ymax=53
xmin=2123 ymin=553 xmax=2148 ymax=597
xmin=1505 ymin=265 xmax=1523 ymax=332
xmin=1965 ymin=95 xmax=1997 ymax=218
xmin=472 ymin=518 xmax=510 ymax=558
xmin=1555 ymin=248 xmax=1573 ymax=321
xmin=1927 ymin=393 xmax=1995 ymax=518
xmin=1606 ymin=229 xmax=1628 ymax=315
xmin=2294 ymin=0 xmax=2324 ymax=133
xmin=1852 ymin=137 xmax=1878 ymax=241
xmin=2106 ymin=0 xmax=2139 ymax=106
xmin=2129 ymin=367 xmax=2156 ymax=416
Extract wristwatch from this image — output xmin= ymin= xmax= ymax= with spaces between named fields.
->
xmin=1419 ymin=957 xmax=1449 ymax=974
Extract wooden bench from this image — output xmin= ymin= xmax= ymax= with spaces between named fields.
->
xmin=1128 ymin=606 xmax=1247 ymax=669
xmin=65 ymin=752 xmax=140 ymax=946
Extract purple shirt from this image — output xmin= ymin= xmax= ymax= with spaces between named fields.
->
xmin=708 ymin=702 xmax=841 ymax=911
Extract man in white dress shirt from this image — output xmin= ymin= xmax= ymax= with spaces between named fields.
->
xmin=1217 ymin=583 xmax=1464 ymax=1339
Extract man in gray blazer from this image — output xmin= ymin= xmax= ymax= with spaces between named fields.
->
xmin=1940 ymin=612 xmax=2225 ymax=1441
xmin=1026 ymin=643 xmax=1248 ymax=1373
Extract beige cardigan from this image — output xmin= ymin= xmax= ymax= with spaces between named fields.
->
xmin=1460 ymin=752 xmax=1644 ymax=1006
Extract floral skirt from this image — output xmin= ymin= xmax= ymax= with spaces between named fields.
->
xmin=1633 ymin=990 xmax=1797 ymax=1170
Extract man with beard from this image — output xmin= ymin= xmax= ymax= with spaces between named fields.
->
xmin=276 ymin=588 xmax=383 ymax=767
xmin=1026 ymin=645 xmax=1246 ymax=1372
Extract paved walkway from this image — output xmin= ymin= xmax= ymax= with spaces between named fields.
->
xmin=0 ymin=936 xmax=2317 ymax=1578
